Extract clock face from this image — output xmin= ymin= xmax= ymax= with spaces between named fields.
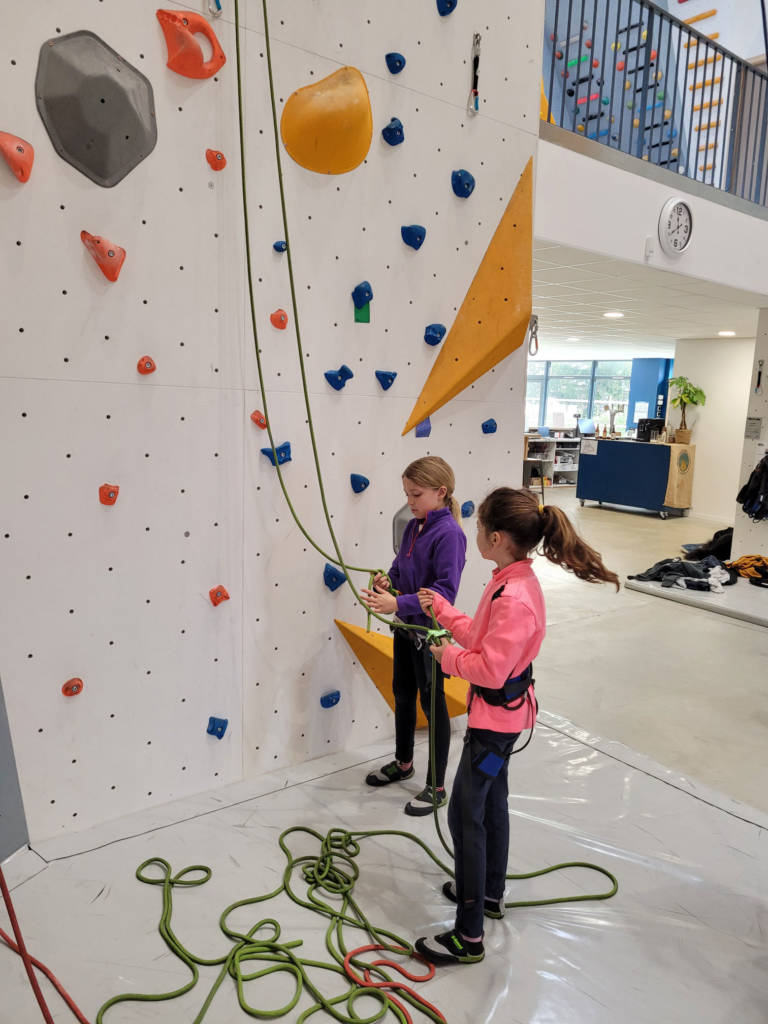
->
xmin=659 ymin=198 xmax=693 ymax=255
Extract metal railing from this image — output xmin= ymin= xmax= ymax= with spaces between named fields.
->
xmin=542 ymin=0 xmax=768 ymax=207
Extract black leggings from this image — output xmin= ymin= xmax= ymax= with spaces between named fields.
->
xmin=392 ymin=630 xmax=451 ymax=788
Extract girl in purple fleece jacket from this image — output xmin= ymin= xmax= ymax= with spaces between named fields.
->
xmin=361 ymin=457 xmax=467 ymax=816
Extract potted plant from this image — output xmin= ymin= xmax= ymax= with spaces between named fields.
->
xmin=668 ymin=376 xmax=706 ymax=444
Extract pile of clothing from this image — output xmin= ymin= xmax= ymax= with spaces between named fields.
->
xmin=628 ymin=555 xmax=738 ymax=594
xmin=727 ymin=555 xmax=768 ymax=589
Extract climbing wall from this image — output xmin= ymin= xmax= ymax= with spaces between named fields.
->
xmin=0 ymin=0 xmax=541 ymax=840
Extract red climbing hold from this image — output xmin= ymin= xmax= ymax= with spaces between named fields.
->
xmin=137 ymin=356 xmax=156 ymax=375
xmin=270 ymin=309 xmax=288 ymax=330
xmin=209 ymin=585 xmax=230 ymax=606
xmin=62 ymin=678 xmax=84 ymax=697
xmin=81 ymin=231 xmax=126 ymax=283
xmin=99 ymin=484 xmax=119 ymax=505
xmin=206 ymin=148 xmax=227 ymax=170
xmin=617 ymin=60 xmax=625 ymax=71
xmin=0 ymin=131 xmax=34 ymax=183
xmin=156 ymin=10 xmax=226 ymax=80
xmin=250 ymin=410 xmax=267 ymax=429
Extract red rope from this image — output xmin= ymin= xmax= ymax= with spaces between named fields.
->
xmin=343 ymin=943 xmax=447 ymax=1024
xmin=0 ymin=864 xmax=91 ymax=1024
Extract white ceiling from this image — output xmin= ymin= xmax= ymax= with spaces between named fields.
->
xmin=532 ymin=241 xmax=768 ymax=360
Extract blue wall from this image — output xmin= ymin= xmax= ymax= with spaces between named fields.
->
xmin=627 ymin=358 xmax=673 ymax=429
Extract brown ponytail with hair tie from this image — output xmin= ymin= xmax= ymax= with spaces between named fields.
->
xmin=478 ymin=487 xmax=619 ymax=590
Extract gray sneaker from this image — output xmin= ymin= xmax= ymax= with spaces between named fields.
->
xmin=404 ymin=785 xmax=447 ymax=816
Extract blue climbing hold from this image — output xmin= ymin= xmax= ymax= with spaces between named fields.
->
xmin=351 ymin=281 xmax=373 ymax=309
xmin=461 ymin=501 xmax=475 ymax=518
xmin=415 ymin=417 xmax=432 ymax=438
xmin=320 ymin=689 xmax=341 ymax=709
xmin=401 ymin=224 xmax=426 ymax=250
xmin=385 ymin=52 xmax=406 ymax=74
xmin=261 ymin=442 xmax=292 ymax=466
xmin=350 ymin=473 xmax=370 ymax=494
xmin=436 ymin=0 xmax=457 ymax=14
xmin=481 ymin=418 xmax=497 ymax=434
xmin=324 ymin=364 xmax=354 ymax=391
xmin=375 ymin=370 xmax=397 ymax=390
xmin=381 ymin=117 xmax=404 ymax=146
xmin=324 ymin=563 xmax=346 ymax=591
xmin=424 ymin=323 xmax=446 ymax=346
xmin=273 ymin=240 xmax=287 ymax=252
xmin=451 ymin=169 xmax=475 ymax=198
xmin=207 ymin=716 xmax=228 ymax=739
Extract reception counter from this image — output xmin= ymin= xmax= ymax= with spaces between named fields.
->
xmin=576 ymin=439 xmax=695 ymax=518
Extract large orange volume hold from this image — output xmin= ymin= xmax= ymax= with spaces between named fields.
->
xmin=402 ymin=157 xmax=534 ymax=434
xmin=0 ymin=131 xmax=34 ymax=182
xmin=335 ymin=619 xmax=469 ymax=726
xmin=280 ymin=67 xmax=372 ymax=174
xmin=156 ymin=9 xmax=226 ymax=79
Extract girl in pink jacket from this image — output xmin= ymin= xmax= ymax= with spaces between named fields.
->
xmin=414 ymin=487 xmax=618 ymax=966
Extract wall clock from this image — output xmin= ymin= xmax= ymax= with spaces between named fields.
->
xmin=658 ymin=197 xmax=693 ymax=256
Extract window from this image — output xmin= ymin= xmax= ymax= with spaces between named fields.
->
xmin=525 ymin=358 xmax=633 ymax=430
xmin=592 ymin=360 xmax=631 ymax=432
xmin=525 ymin=360 xmax=546 ymax=426
xmin=545 ymin=376 xmax=591 ymax=427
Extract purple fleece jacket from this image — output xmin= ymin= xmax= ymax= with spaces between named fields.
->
xmin=388 ymin=506 xmax=467 ymax=627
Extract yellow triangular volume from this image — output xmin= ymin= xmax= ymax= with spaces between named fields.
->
xmin=335 ymin=619 xmax=468 ymax=727
xmin=402 ymin=156 xmax=533 ymax=435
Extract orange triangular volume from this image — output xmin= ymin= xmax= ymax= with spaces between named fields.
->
xmin=402 ymin=157 xmax=533 ymax=435
xmin=335 ymin=619 xmax=468 ymax=726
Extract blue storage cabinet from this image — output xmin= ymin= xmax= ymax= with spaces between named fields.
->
xmin=577 ymin=440 xmax=672 ymax=514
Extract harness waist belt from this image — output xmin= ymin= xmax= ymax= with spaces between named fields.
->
xmin=471 ymin=664 xmax=534 ymax=709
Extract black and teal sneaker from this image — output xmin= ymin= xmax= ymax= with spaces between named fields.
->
xmin=404 ymin=785 xmax=447 ymax=816
xmin=365 ymin=760 xmax=415 ymax=787
xmin=441 ymin=880 xmax=505 ymax=919
xmin=415 ymin=929 xmax=484 ymax=966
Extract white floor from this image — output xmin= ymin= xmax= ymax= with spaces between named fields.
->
xmin=3 ymin=721 xmax=768 ymax=1024
xmin=3 ymin=491 xmax=768 ymax=1023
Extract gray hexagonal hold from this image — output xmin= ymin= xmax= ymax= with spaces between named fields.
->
xmin=35 ymin=30 xmax=157 ymax=188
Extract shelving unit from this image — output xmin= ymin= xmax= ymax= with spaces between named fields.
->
xmin=523 ymin=433 xmax=579 ymax=489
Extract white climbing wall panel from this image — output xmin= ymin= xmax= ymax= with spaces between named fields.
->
xmin=0 ymin=0 xmax=542 ymax=840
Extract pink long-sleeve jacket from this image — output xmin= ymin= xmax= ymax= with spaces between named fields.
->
xmin=431 ymin=558 xmax=545 ymax=734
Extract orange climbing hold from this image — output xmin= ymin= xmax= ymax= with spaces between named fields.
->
xmin=81 ymin=231 xmax=126 ymax=282
xmin=209 ymin=585 xmax=230 ymax=606
xmin=250 ymin=410 xmax=267 ymax=429
xmin=280 ymin=67 xmax=372 ymax=174
xmin=62 ymin=678 xmax=84 ymax=697
xmin=137 ymin=356 xmax=156 ymax=375
xmin=206 ymin=148 xmax=227 ymax=170
xmin=99 ymin=484 xmax=119 ymax=505
xmin=270 ymin=309 xmax=288 ymax=329
xmin=156 ymin=9 xmax=226 ymax=79
xmin=0 ymin=131 xmax=34 ymax=182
